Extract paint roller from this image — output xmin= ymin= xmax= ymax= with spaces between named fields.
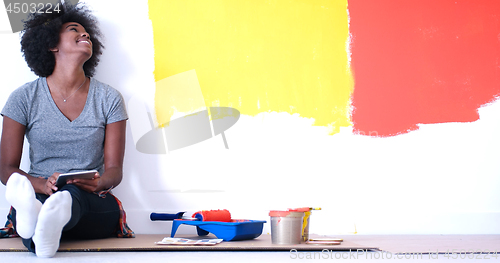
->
xmin=150 ymin=209 xmax=232 ymax=222
xmin=192 ymin=209 xmax=232 ymax=222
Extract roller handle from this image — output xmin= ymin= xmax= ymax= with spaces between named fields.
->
xmin=150 ymin=212 xmax=185 ymax=221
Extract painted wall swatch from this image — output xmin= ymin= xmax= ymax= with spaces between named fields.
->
xmin=129 ymin=70 xmax=241 ymax=153
xmin=155 ymin=69 xmax=206 ymax=127
xmin=349 ymin=0 xmax=500 ymax=136
xmin=148 ymin=0 xmax=353 ymax=134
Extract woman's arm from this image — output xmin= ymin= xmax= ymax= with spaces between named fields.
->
xmin=70 ymin=119 xmax=126 ymax=193
xmin=0 ymin=116 xmax=49 ymax=194
xmin=99 ymin=119 xmax=126 ymax=191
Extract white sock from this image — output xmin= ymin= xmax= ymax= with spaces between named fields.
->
xmin=32 ymin=190 xmax=72 ymax=258
xmin=5 ymin=173 xmax=42 ymax=239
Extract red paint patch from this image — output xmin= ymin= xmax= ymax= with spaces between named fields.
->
xmin=349 ymin=0 xmax=500 ymax=136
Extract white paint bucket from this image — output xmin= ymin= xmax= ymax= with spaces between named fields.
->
xmin=269 ymin=211 xmax=304 ymax=244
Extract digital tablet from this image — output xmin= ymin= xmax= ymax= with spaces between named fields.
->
xmin=55 ymin=170 xmax=97 ymax=188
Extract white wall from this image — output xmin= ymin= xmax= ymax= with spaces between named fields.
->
xmin=0 ymin=0 xmax=499 ymax=236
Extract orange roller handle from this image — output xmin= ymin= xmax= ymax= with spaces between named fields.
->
xmin=192 ymin=209 xmax=232 ymax=222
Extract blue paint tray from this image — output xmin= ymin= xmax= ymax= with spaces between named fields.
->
xmin=170 ymin=219 xmax=266 ymax=241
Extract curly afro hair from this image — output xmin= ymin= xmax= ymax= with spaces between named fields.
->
xmin=20 ymin=2 xmax=104 ymax=77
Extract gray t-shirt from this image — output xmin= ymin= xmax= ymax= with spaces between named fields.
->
xmin=1 ymin=77 xmax=128 ymax=178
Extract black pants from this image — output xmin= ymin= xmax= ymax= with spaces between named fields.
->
xmin=12 ymin=184 xmax=120 ymax=252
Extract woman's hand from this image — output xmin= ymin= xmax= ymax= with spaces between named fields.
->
xmin=45 ymin=173 xmax=60 ymax=195
xmin=67 ymin=172 xmax=101 ymax=193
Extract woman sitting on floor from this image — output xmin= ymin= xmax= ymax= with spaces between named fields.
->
xmin=0 ymin=2 xmax=133 ymax=258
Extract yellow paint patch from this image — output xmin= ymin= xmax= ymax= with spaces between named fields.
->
xmin=154 ymin=70 xmax=206 ymax=127
xmin=149 ymin=0 xmax=353 ymax=134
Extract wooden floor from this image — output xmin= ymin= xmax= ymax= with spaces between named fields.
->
xmin=336 ymin=234 xmax=500 ymax=254
xmin=0 ymin=234 xmax=498 ymax=254
xmin=0 ymin=234 xmax=375 ymax=252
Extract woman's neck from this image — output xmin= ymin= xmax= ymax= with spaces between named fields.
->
xmin=47 ymin=63 xmax=87 ymax=91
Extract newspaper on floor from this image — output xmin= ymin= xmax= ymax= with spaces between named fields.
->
xmin=156 ymin=237 xmax=224 ymax=246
